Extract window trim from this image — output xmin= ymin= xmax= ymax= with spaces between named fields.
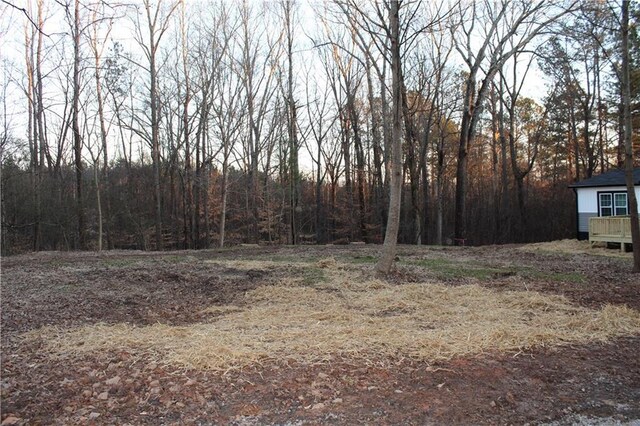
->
xmin=597 ymin=190 xmax=629 ymax=217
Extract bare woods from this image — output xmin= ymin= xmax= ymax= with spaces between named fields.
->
xmin=1 ymin=0 xmax=638 ymax=255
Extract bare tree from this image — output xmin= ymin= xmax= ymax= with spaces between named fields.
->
xmin=64 ymin=0 xmax=88 ymax=249
xmin=498 ymin=52 xmax=547 ymax=241
xmin=133 ymin=0 xmax=179 ymax=250
xmin=376 ymin=0 xmax=401 ymax=274
xmin=621 ymin=0 xmax=640 ymax=272
xmin=281 ymin=0 xmax=300 ymax=245
xmin=23 ymin=0 xmax=49 ymax=250
xmin=320 ymin=23 xmax=362 ymax=241
xmin=88 ymin=2 xmax=115 ymax=249
xmin=426 ymin=19 xmax=458 ymax=245
xmin=188 ymin=0 xmax=235 ymax=247
xmin=450 ymin=0 xmax=576 ymax=244
xmin=3 ymin=0 xmax=628 ymax=254
xmin=236 ymin=0 xmax=281 ymax=244
xmin=301 ymin=56 xmax=336 ymax=244
xmin=211 ymin=47 xmax=244 ymax=248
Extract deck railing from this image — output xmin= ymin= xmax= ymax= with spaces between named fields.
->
xmin=589 ymin=216 xmax=635 ymax=247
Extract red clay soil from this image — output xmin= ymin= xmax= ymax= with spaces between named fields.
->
xmin=1 ymin=245 xmax=639 ymax=425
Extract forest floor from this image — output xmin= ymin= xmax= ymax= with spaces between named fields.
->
xmin=2 ymin=241 xmax=640 ymax=425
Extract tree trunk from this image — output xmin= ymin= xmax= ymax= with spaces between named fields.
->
xmin=366 ymin=57 xmax=385 ymax=241
xmin=219 ymin=154 xmax=228 ymax=248
xmin=454 ymin=72 xmax=477 ymax=244
xmin=436 ymin=145 xmax=444 ymax=246
xmin=285 ymin=0 xmax=299 ymax=246
xmin=24 ymin=20 xmax=40 ymax=251
xmin=72 ymin=0 xmax=86 ymax=249
xmin=376 ymin=0 xmax=402 ymax=275
xmin=454 ymin=124 xmax=470 ymax=244
xmin=94 ymin=164 xmax=102 ymax=251
xmin=341 ymin=114 xmax=354 ymax=240
xmin=499 ymin=79 xmax=510 ymax=242
xmin=315 ymin=138 xmax=323 ymax=244
xmin=400 ymin=78 xmax=421 ymax=245
xmin=34 ymin=2 xmax=46 ymax=250
xmin=203 ymin=130 xmax=210 ymax=249
xmin=194 ymin=134 xmax=201 ymax=248
xmin=621 ymin=0 xmax=640 ymax=272
xmin=93 ymin=27 xmax=112 ymax=250
xmin=490 ymin=86 xmax=500 ymax=244
xmin=380 ymin=65 xmax=390 ymax=235
xmin=180 ymin=1 xmax=194 ymax=249
xmin=349 ymin=95 xmax=368 ymax=242
xmin=144 ymin=0 xmax=164 ymax=251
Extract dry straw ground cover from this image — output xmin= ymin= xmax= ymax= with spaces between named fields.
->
xmin=25 ymin=258 xmax=640 ymax=371
xmin=520 ymin=239 xmax=632 ymax=258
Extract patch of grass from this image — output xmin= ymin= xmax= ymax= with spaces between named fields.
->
xmin=407 ymin=258 xmax=585 ymax=284
xmin=301 ymin=266 xmax=329 ymax=285
xmin=407 ymin=258 xmax=505 ymax=280
xmin=244 ymin=255 xmax=319 ymax=264
xmin=350 ymin=255 xmax=377 ymax=264
xmin=518 ymin=268 xmax=585 ymax=284
xmin=159 ymin=255 xmax=198 ymax=264
xmin=101 ymin=258 xmax=140 ymax=268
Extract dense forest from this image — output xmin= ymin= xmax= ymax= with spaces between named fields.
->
xmin=0 ymin=0 xmax=638 ymax=255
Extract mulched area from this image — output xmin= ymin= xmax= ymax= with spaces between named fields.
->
xmin=2 ymin=244 xmax=639 ymax=425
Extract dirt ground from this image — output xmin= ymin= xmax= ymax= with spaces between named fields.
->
xmin=2 ymin=242 xmax=640 ymax=425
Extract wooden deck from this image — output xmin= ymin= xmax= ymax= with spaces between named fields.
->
xmin=589 ymin=216 xmax=636 ymax=250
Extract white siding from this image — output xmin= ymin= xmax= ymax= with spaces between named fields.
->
xmin=576 ymin=186 xmax=640 ymax=214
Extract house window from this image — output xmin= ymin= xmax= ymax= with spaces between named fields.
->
xmin=598 ymin=192 xmax=628 ymax=217
xmin=615 ymin=193 xmax=628 ymax=216
xmin=599 ymin=193 xmax=612 ymax=216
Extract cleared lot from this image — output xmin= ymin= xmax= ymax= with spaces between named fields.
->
xmin=2 ymin=242 xmax=640 ymax=424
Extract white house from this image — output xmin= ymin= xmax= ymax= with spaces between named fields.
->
xmin=569 ymin=168 xmax=640 ymax=241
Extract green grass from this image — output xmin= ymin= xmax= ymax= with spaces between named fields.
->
xmin=301 ymin=266 xmax=329 ymax=285
xmin=101 ymin=258 xmax=141 ymax=268
xmin=239 ymin=255 xmax=319 ymax=264
xmin=518 ymin=268 xmax=584 ymax=284
xmin=407 ymin=258 xmax=585 ymax=283
xmin=406 ymin=258 xmax=504 ymax=280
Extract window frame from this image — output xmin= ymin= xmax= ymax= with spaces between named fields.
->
xmin=597 ymin=190 xmax=629 ymax=217
xmin=614 ymin=193 xmax=628 ymax=216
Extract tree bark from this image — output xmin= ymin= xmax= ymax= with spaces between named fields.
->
xmin=180 ymin=1 xmax=194 ymax=249
xmin=219 ymin=145 xmax=229 ymax=248
xmin=284 ymin=0 xmax=299 ymax=245
xmin=94 ymin=164 xmax=102 ymax=251
xmin=71 ymin=0 xmax=86 ymax=249
xmin=621 ymin=0 xmax=640 ymax=272
xmin=24 ymin=16 xmax=40 ymax=251
xmin=365 ymin=58 xmax=385 ymax=241
xmin=348 ymin=93 xmax=368 ymax=242
xmin=92 ymin=16 xmax=112 ymax=250
xmin=376 ymin=0 xmax=402 ymax=275
xmin=454 ymin=79 xmax=474 ymax=244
